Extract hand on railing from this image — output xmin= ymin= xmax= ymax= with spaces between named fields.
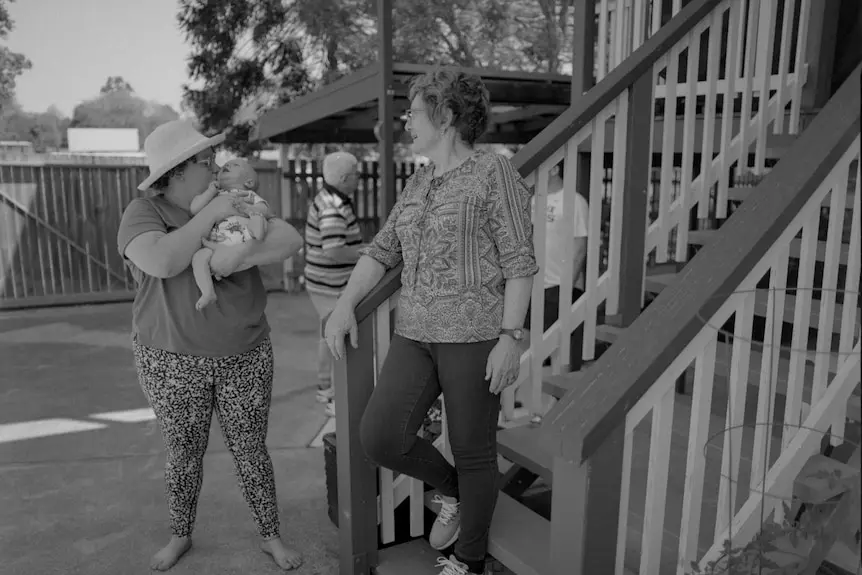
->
xmin=324 ymin=302 xmax=359 ymax=360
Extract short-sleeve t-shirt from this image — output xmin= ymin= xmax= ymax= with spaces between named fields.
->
xmin=534 ymin=188 xmax=589 ymax=290
xmin=117 ymin=194 xmax=269 ymax=357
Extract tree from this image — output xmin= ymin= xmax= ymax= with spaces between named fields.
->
xmin=71 ymin=78 xmax=180 ymax=147
xmin=0 ymin=101 xmax=69 ymax=151
xmin=178 ymin=0 xmax=574 ymax=152
xmin=100 ymin=76 xmax=134 ymax=94
xmin=0 ymin=0 xmax=31 ymax=109
xmin=178 ymin=0 xmax=314 ymax=154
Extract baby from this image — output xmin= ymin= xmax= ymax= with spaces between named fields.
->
xmin=190 ymin=158 xmax=273 ymax=311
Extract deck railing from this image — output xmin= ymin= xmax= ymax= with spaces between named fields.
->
xmin=541 ymin=65 xmax=860 ymax=573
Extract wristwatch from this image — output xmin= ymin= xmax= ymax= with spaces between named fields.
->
xmin=500 ymin=328 xmax=525 ymax=341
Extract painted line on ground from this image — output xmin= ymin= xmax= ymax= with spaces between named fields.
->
xmin=88 ymin=407 xmax=156 ymax=423
xmin=0 ymin=418 xmax=108 ymax=444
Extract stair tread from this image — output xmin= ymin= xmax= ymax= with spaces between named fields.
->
xmin=730 ymin=186 xmax=856 ymax=206
xmin=497 ymin=424 xmax=553 ymax=484
xmin=643 ymin=269 xmax=856 ymax=334
xmin=376 ymin=539 xmax=443 ymax=575
xmin=597 ymin=323 xmax=625 ymax=343
xmin=688 ymin=229 xmax=853 ymax=262
xmin=488 ymin=493 xmax=552 ymax=575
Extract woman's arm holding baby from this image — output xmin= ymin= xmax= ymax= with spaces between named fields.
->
xmin=204 ymin=218 xmax=303 ymax=279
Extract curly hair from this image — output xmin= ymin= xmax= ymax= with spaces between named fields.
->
xmin=408 ymin=70 xmax=491 ymax=146
xmin=149 ymin=158 xmax=192 ymax=191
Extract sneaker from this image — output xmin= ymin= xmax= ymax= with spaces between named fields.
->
xmin=435 ymin=555 xmax=483 ymax=575
xmin=324 ymin=400 xmax=335 ymax=418
xmin=316 ymin=385 xmax=335 ymax=404
xmin=429 ymin=495 xmax=461 ymax=550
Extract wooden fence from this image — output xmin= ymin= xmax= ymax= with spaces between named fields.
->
xmin=0 ymin=157 xmax=282 ymax=310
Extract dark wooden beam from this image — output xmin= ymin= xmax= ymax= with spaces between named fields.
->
xmin=377 ymin=0 xmax=396 ymax=226
xmin=252 ymin=65 xmax=380 ymax=142
xmin=542 ymin=65 xmax=860 ymax=464
xmin=571 ymin=0 xmax=597 ymax=101
xmin=391 ymin=62 xmax=571 ymax=85
xmin=616 ymin=71 xmax=653 ymax=326
xmin=490 ymin=105 xmax=568 ymax=126
xmin=335 ymin=315 xmax=380 ymax=575
xmin=270 ymin=127 xmax=542 ymax=146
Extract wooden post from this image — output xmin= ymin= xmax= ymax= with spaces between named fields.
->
xmin=377 ymin=0 xmax=395 ymax=228
xmin=549 ymin=425 xmax=626 ymax=574
xmin=801 ymin=0 xmax=842 ymax=110
xmin=335 ymin=316 xmax=379 ymax=575
xmin=615 ymin=70 xmax=652 ymax=326
xmin=571 ymin=0 xmax=597 ymax=102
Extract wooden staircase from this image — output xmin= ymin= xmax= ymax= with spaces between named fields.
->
xmin=491 ymin=127 xmax=860 ymax=574
xmin=330 ymin=2 xmax=860 ymax=574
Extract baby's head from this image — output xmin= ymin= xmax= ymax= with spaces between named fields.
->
xmin=218 ymin=158 xmax=259 ymax=191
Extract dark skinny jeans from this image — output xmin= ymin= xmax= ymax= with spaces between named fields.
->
xmin=359 ymin=335 xmax=501 ymax=565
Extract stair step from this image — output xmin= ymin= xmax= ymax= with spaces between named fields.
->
xmin=688 ymin=229 xmax=852 ymax=262
xmin=542 ymin=361 xmax=594 ymax=398
xmin=644 ymin=272 xmax=678 ymax=294
xmin=596 ymin=323 xmax=625 ymax=344
xmin=376 ymin=539 xmax=443 ymax=575
xmin=488 ymin=493 xmax=552 ymax=575
xmin=728 ymin=186 xmax=856 ymax=207
xmin=643 ymin=269 xmax=857 ymax=335
xmin=425 ymin=491 xmax=552 ymax=575
xmin=727 ymin=185 xmax=758 ymax=202
xmin=497 ymin=424 xmax=553 ymax=485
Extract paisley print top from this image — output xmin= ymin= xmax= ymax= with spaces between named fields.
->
xmin=360 ymin=151 xmax=538 ymax=343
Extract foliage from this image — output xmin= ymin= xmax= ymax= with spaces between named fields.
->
xmin=0 ymin=100 xmax=68 ymax=151
xmin=178 ymin=0 xmax=313 ymax=155
xmin=0 ymin=0 xmax=30 ymax=109
xmin=177 ymin=0 xmax=575 ymax=154
xmin=687 ymin=458 xmax=861 ymax=575
xmin=70 ymin=77 xmax=180 ymax=147
xmin=100 ymin=76 xmax=134 ymax=94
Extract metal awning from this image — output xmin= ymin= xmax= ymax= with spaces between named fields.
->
xmin=251 ymin=62 xmax=572 ymax=145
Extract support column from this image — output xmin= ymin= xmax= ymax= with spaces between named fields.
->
xmin=377 ymin=0 xmax=395 ymax=228
xmin=801 ymin=0 xmax=841 ymax=110
xmin=571 ymin=0 xmax=597 ymax=102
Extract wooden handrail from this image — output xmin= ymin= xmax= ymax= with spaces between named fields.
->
xmin=353 ymin=0 xmax=724 ymax=323
xmin=543 ymin=65 xmax=862 ymax=464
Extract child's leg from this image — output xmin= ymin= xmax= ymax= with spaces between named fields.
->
xmin=192 ymin=247 xmax=218 ymax=311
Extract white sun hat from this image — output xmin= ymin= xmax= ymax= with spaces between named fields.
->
xmin=138 ymin=120 xmax=226 ymax=191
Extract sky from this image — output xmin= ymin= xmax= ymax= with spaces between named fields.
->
xmin=7 ymin=0 xmax=190 ymax=116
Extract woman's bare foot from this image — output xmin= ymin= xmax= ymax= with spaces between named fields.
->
xmin=261 ymin=537 xmax=302 ymax=570
xmin=150 ymin=536 xmax=192 ymax=571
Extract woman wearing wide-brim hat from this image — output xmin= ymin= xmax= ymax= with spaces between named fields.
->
xmin=117 ymin=120 xmax=303 ymax=571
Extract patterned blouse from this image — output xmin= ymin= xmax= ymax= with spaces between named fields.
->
xmin=360 ymin=151 xmax=538 ymax=343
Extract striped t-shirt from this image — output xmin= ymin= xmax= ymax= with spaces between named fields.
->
xmin=304 ymin=185 xmax=363 ymax=297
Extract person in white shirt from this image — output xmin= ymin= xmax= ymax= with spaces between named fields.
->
xmin=529 ymin=162 xmax=589 ymax=370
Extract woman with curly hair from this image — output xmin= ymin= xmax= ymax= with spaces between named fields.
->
xmin=325 ymin=71 xmax=537 ymax=575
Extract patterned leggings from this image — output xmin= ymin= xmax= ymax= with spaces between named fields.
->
xmin=133 ymin=337 xmax=280 ymax=539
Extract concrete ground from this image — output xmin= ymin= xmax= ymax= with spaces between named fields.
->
xmin=0 ymin=292 xmax=339 ymax=575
